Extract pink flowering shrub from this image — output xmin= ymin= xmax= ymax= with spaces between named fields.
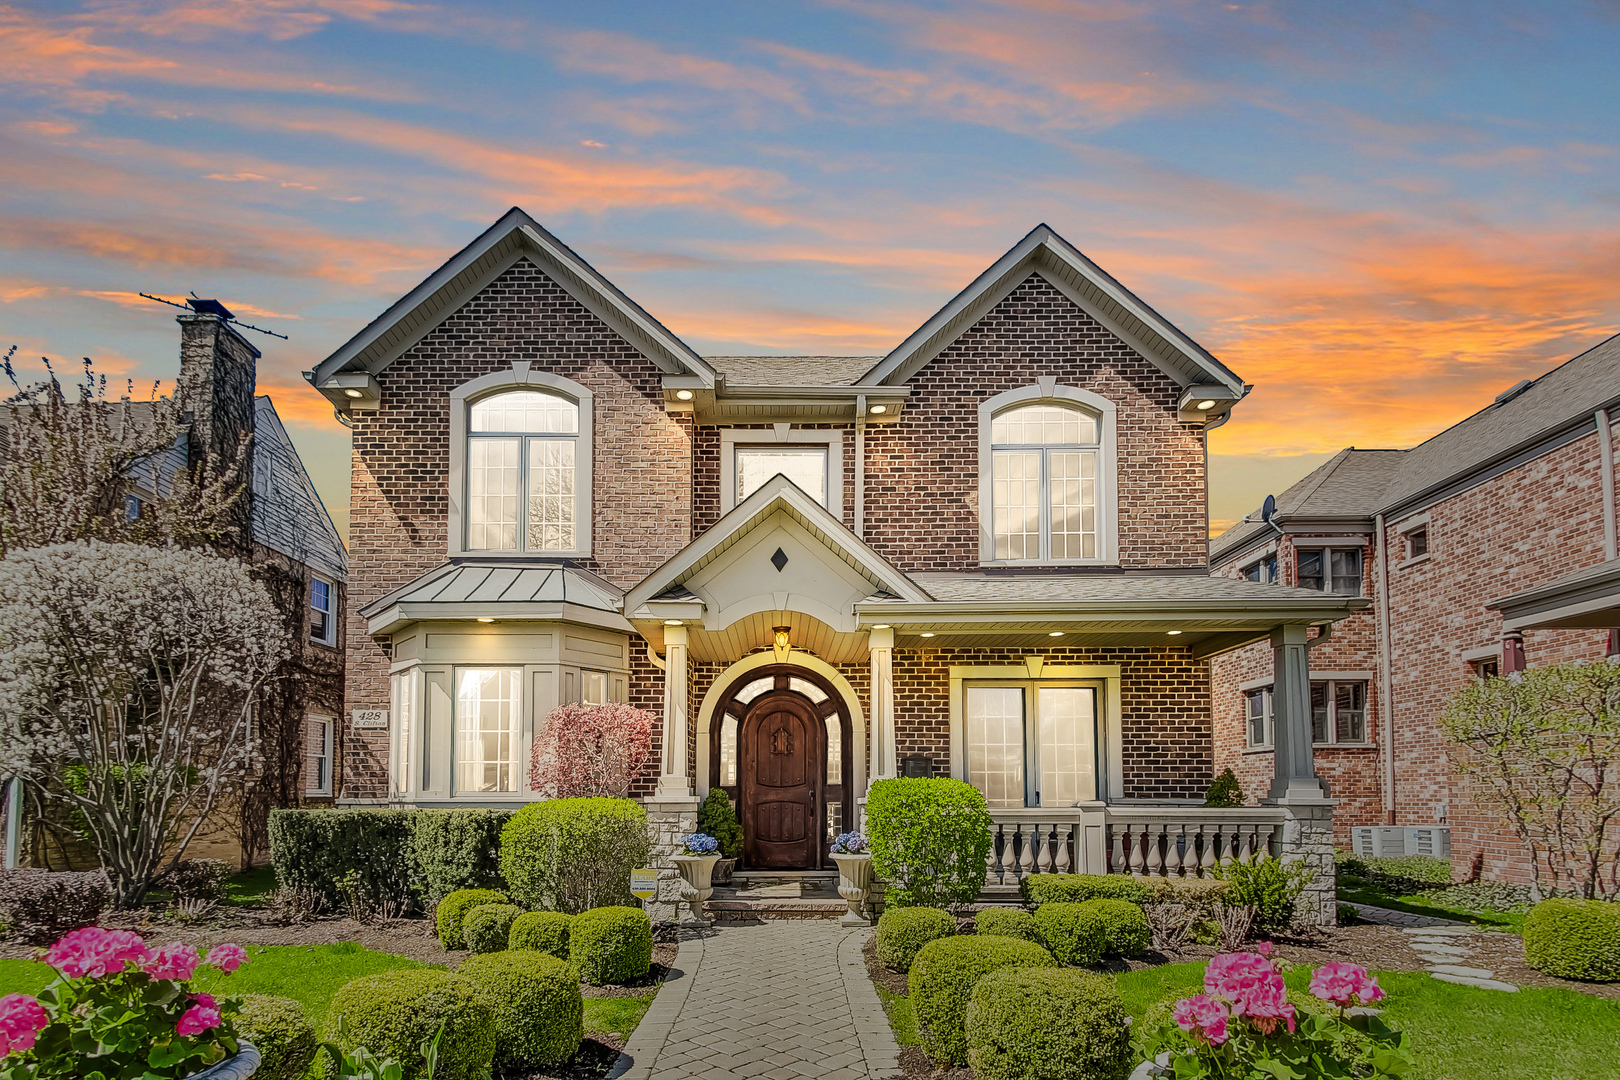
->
xmin=528 ymin=701 xmax=655 ymax=798
xmin=0 ymin=926 xmax=250 ymax=1079
xmin=1138 ymin=949 xmax=1412 ymax=1079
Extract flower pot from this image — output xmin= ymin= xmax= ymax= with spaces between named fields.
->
xmin=185 ymin=1041 xmax=261 ymax=1080
xmin=830 ymin=852 xmax=873 ymax=926
xmin=712 ymin=857 xmax=736 ymax=886
xmin=669 ymin=854 xmax=721 ymax=925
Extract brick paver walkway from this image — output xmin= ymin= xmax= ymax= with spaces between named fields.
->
xmin=611 ymin=921 xmax=901 ymax=1080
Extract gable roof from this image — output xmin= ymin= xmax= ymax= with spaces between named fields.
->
xmin=310 ymin=207 xmax=716 ymax=388
xmin=251 ymin=397 xmax=348 ymax=581
xmin=857 ymin=224 xmax=1245 ymax=397
xmin=1211 ymin=448 xmax=1405 ymax=564
xmin=706 ymin=355 xmax=880 ymax=387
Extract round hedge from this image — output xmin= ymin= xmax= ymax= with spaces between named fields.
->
xmin=320 ymin=969 xmax=496 ymax=1080
xmin=876 ymin=906 xmax=956 ymax=972
xmin=973 ymin=908 xmax=1041 ymax=945
xmin=500 ymin=798 xmax=650 ymax=914
xmin=464 ymin=903 xmax=522 ymax=954
xmin=459 ymin=950 xmax=584 ymax=1066
xmin=1085 ymin=898 xmax=1150 ymax=958
xmin=510 ymin=910 xmax=572 ymax=958
xmin=965 ymin=967 xmax=1133 ymax=1080
xmin=1524 ymin=897 xmax=1620 ymax=982
xmin=233 ymin=994 xmax=316 ymax=1080
xmin=909 ymin=934 xmax=1056 ymax=1066
xmin=569 ymin=905 xmax=653 ymax=985
xmin=435 ymin=888 xmax=509 ymax=950
xmin=1032 ymin=902 xmax=1107 ymax=966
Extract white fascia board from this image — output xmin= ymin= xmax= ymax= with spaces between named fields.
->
xmin=366 ymin=601 xmax=636 ymax=638
xmin=852 ymin=596 xmax=1369 ymax=625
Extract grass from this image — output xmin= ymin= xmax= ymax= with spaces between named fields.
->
xmin=1337 ymin=885 xmax=1527 ymax=932
xmin=873 ymin=982 xmax=920 ymax=1046
xmin=224 ymin=865 xmax=279 ymax=907
xmin=584 ymin=995 xmax=655 ymax=1040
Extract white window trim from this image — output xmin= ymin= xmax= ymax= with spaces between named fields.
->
xmin=1294 ymin=544 xmax=1365 ymax=596
xmin=448 ymin=366 xmax=594 ymax=559
xmin=1395 ymin=515 xmax=1432 ymax=568
xmin=310 ymin=574 xmax=337 ymax=647
xmin=1243 ymin=686 xmax=1274 ymax=751
xmin=948 ymin=662 xmax=1122 ymax=801
xmin=306 ymin=715 xmax=334 ymax=796
xmin=719 ymin=428 xmax=844 ymax=518
xmin=1239 ymin=674 xmax=1373 ymax=750
xmin=978 ymin=385 xmax=1118 ymax=566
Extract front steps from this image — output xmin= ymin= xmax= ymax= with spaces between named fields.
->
xmin=708 ymin=870 xmax=851 ymax=922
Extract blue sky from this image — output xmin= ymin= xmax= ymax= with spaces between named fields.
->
xmin=4 ymin=0 xmax=1619 ymax=537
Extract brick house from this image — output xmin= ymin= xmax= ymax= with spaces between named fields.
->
xmin=1209 ymin=332 xmax=1620 ymax=884
xmin=309 ymin=209 xmax=1364 ymax=920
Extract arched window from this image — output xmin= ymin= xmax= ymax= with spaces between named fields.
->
xmin=979 ymin=387 xmax=1116 ymax=565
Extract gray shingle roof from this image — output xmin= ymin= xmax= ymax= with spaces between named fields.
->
xmin=705 ymin=356 xmax=880 ymax=387
xmin=1211 ymin=448 xmax=1404 ymax=562
xmin=252 ymin=397 xmax=347 ymax=582
xmin=907 ymin=571 xmax=1338 ymax=604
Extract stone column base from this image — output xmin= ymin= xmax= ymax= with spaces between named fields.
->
xmin=643 ymin=795 xmax=702 ymax=926
xmin=1271 ymin=796 xmax=1337 ymax=929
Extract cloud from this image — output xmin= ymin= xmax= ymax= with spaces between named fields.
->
xmin=77 ymin=0 xmax=423 ymax=42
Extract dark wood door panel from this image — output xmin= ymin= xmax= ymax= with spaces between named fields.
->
xmin=741 ymin=692 xmax=820 ymax=869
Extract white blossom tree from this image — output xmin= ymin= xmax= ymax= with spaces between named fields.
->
xmin=0 ymin=541 xmax=288 ymax=906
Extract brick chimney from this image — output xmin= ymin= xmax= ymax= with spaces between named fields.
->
xmin=176 ymin=300 xmax=258 ymax=546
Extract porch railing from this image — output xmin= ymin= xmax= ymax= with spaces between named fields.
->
xmin=984 ymin=805 xmax=1288 ymax=886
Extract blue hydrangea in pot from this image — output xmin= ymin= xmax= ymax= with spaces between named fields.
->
xmin=829 ymin=831 xmax=873 ymax=926
xmin=671 ymin=833 xmax=721 ymax=925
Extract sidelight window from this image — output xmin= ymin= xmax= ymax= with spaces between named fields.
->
xmin=964 ymin=682 xmax=1098 ymax=808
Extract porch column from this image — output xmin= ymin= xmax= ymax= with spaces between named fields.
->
xmin=655 ymin=625 xmax=691 ymax=797
xmin=869 ymin=626 xmax=896 ymax=784
xmin=1267 ymin=622 xmax=1336 ymax=928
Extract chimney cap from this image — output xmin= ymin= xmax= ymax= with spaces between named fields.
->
xmin=186 ymin=297 xmax=234 ymax=319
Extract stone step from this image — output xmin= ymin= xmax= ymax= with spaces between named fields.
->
xmin=709 ymin=898 xmax=852 ymax=922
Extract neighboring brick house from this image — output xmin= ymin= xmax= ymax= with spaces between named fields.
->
xmin=1209 ymin=332 xmax=1620 ymax=883
xmin=309 ymin=209 xmax=1364 ymax=920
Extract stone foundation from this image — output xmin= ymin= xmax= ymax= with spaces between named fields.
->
xmin=1276 ymin=797 xmax=1337 ymax=928
xmin=643 ymin=795 xmax=700 ymax=925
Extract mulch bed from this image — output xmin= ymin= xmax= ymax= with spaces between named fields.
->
xmin=497 ymin=1035 xmax=626 ymax=1080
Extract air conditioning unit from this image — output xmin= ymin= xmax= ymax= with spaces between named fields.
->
xmin=1351 ymin=826 xmax=1451 ymax=858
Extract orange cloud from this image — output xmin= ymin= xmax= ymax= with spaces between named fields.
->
xmin=77 ymin=0 xmax=422 ymax=42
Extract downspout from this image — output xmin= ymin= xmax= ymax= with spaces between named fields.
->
xmin=855 ymin=394 xmax=867 ymax=538
xmin=1374 ymin=512 xmax=1396 ymax=825
xmin=1597 ymin=409 xmax=1616 ymax=561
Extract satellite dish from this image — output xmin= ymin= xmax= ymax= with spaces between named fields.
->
xmin=1261 ymin=494 xmax=1276 ymax=523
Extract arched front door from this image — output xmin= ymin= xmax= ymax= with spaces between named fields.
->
xmin=741 ymin=692 xmax=820 ymax=869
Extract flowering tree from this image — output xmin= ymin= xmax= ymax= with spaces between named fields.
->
xmin=0 ymin=542 xmax=288 ymax=907
xmin=1441 ymin=661 xmax=1620 ymax=900
xmin=528 ymin=702 xmax=655 ymax=798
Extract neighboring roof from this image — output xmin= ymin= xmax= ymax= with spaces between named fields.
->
xmin=359 ymin=560 xmax=629 ymax=636
xmin=906 ymin=571 xmax=1352 ymax=605
xmin=251 ymin=397 xmax=348 ymax=582
xmin=1211 ymin=448 xmax=1405 ymax=563
xmin=857 ymin=224 xmax=1246 ymax=398
xmin=310 ymin=207 xmax=716 ymax=388
xmin=705 ymin=356 xmax=881 ymax=387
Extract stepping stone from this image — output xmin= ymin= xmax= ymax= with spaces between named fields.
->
xmin=1400 ymin=926 xmax=1474 ymax=936
xmin=1430 ymin=972 xmax=1518 ymax=992
xmin=1426 ymin=964 xmax=1496 ymax=979
xmin=1411 ymin=945 xmax=1470 ymax=957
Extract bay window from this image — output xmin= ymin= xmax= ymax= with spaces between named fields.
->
xmin=964 ymin=682 xmax=1098 ymax=808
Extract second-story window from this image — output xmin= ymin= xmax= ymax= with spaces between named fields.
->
xmin=310 ymin=576 xmax=336 ymax=646
xmin=1297 ymin=547 xmax=1362 ymax=595
xmin=1406 ymin=526 xmax=1429 ymax=560
xmin=1243 ymin=555 xmax=1278 ymax=584
xmin=990 ymin=402 xmax=1101 ymax=562
xmin=467 ymin=390 xmax=580 ymax=552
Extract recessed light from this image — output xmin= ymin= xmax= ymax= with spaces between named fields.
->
xmin=675 ymin=389 xmax=694 ymax=401
xmin=1196 ymin=399 xmax=1216 ymax=410
xmin=664 ymin=619 xmax=684 ymax=626
xmin=477 ymin=617 xmax=496 ymax=623
xmin=1167 ymin=629 xmax=1183 ymax=636
xmin=871 ymin=624 xmax=890 ymax=629
xmin=920 ymin=631 xmax=935 ymax=638
xmin=343 ymin=388 xmax=363 ymax=399
xmin=1048 ymin=631 xmax=1065 ymax=637
xmin=870 ymin=404 xmax=887 ymax=414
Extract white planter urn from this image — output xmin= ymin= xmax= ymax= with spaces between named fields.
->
xmin=831 ymin=852 xmax=874 ymax=925
xmin=669 ymin=854 xmax=721 ymax=925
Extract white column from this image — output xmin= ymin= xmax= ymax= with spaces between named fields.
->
xmin=869 ymin=626 xmax=896 ymax=784
xmin=656 ymin=626 xmax=691 ymax=798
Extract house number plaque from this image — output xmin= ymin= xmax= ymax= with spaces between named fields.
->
xmin=352 ymin=709 xmax=389 ymax=729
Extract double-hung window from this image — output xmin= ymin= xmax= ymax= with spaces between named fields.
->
xmin=455 ymin=667 xmax=523 ymax=794
xmin=990 ymin=404 xmax=1100 ymax=562
xmin=1311 ymin=680 xmax=1368 ymax=744
xmin=1296 ymin=547 xmax=1363 ymax=595
xmin=310 ymin=577 xmax=336 ymax=646
xmin=466 ymin=390 xmax=580 ymax=552
xmin=306 ymin=716 xmax=333 ymax=796
xmin=1244 ymin=687 xmax=1274 ymax=748
xmin=964 ymin=682 xmax=1097 ymax=808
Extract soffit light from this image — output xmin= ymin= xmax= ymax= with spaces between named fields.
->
xmin=869 ymin=404 xmax=887 ymax=414
xmin=343 ymin=388 xmax=364 ymax=399
xmin=675 ymin=389 xmax=694 ymax=401
xmin=1167 ymin=629 xmax=1183 ymax=635
xmin=1195 ymin=399 xmax=1217 ymax=410
xmin=871 ymin=623 xmax=891 ymax=629
xmin=1048 ymin=631 xmax=1065 ymax=637
xmin=477 ymin=617 xmax=496 ymax=623
xmin=920 ymin=631 xmax=935 ymax=638
xmin=664 ymin=619 xmax=684 ymax=626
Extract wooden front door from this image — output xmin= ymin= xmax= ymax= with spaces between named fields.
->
xmin=741 ymin=691 xmax=821 ymax=869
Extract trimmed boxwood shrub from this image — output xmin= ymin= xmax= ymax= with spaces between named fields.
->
xmin=1524 ymin=897 xmax=1620 ymax=982
xmin=876 ymin=906 xmax=956 ymax=971
xmin=867 ymin=778 xmax=994 ymax=909
xmin=1032 ymin=902 xmax=1108 ymax=966
xmin=459 ymin=950 xmax=584 ymax=1066
xmin=320 ymin=969 xmax=496 ymax=1080
xmin=570 ymin=905 xmax=653 ymax=985
xmin=408 ymin=808 xmax=514 ymax=906
xmin=510 ymin=910 xmax=572 ymax=958
xmin=0 ymin=868 xmax=109 ymax=944
xmin=909 ymin=934 xmax=1055 ymax=1066
xmin=1086 ymin=897 xmax=1150 ymax=958
xmin=965 ymin=967 xmax=1133 ymax=1080
xmin=464 ymin=903 xmax=523 ymax=954
xmin=436 ymin=888 xmax=510 ymax=950
xmin=500 ymin=798 xmax=651 ymax=914
xmin=1019 ymin=873 xmax=1151 ymax=908
xmin=233 ymin=994 xmax=317 ymax=1080
xmin=697 ymin=788 xmax=743 ymax=861
xmin=269 ymin=808 xmax=416 ymax=913
xmin=974 ymin=908 xmax=1041 ymax=944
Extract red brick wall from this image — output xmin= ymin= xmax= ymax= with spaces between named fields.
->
xmin=862 ymin=273 xmax=1208 ymax=571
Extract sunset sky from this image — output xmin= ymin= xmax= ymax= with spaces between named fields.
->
xmin=4 ymin=0 xmax=1619 ymax=539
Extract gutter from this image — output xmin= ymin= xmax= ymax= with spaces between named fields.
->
xmin=1374 ymin=512 xmax=1397 ymax=826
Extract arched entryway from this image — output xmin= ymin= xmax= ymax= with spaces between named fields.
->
xmin=707 ymin=664 xmax=853 ymax=870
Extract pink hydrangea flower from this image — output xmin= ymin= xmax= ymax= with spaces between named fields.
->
xmin=176 ymin=994 xmax=222 ymax=1038
xmin=1205 ymin=951 xmax=1296 ymax=1034
xmin=205 ymin=943 xmax=248 ymax=973
xmin=0 ymin=994 xmax=49 ymax=1057
xmin=142 ymin=942 xmax=201 ymax=983
xmin=44 ymin=927 xmax=150 ymax=979
xmin=1172 ymin=993 xmax=1230 ymax=1046
xmin=1310 ymin=962 xmax=1386 ymax=1006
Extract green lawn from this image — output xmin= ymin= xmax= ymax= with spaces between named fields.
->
xmin=224 ymin=865 xmax=279 ymax=907
xmin=1337 ymin=885 xmax=1527 ymax=932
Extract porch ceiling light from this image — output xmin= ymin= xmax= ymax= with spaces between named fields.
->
xmin=664 ymin=619 xmax=684 ymax=626
xmin=869 ymin=404 xmax=887 ymax=414
xmin=772 ymin=624 xmax=793 ymax=662
xmin=1196 ymin=399 xmax=1217 ymax=410
xmin=675 ymin=389 xmax=694 ymax=401
xmin=1166 ymin=629 xmax=1183 ymax=635
xmin=477 ymin=617 xmax=496 ymax=623
xmin=343 ymin=388 xmax=364 ymax=399
xmin=1048 ymin=630 xmax=1065 ymax=637
xmin=871 ymin=623 xmax=890 ymax=629
xmin=920 ymin=631 xmax=935 ymax=638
